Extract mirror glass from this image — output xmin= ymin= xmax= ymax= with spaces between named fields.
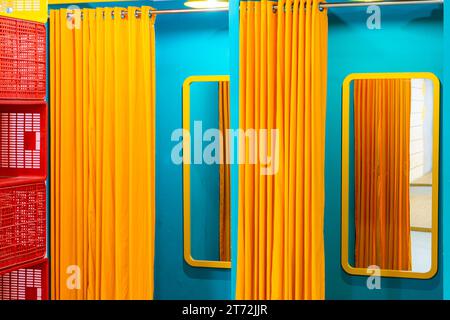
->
xmin=343 ymin=75 xmax=438 ymax=277
xmin=188 ymin=78 xmax=230 ymax=263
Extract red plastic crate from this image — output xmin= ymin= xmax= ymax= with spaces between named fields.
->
xmin=0 ymin=16 xmax=46 ymax=100
xmin=0 ymin=102 xmax=47 ymax=179
xmin=0 ymin=258 xmax=48 ymax=300
xmin=0 ymin=179 xmax=46 ymax=271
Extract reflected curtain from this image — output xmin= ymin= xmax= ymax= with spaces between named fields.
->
xmin=237 ymin=0 xmax=328 ymax=299
xmin=50 ymin=7 xmax=156 ymax=300
xmin=219 ymin=81 xmax=231 ymax=261
xmin=354 ymin=79 xmax=411 ymax=271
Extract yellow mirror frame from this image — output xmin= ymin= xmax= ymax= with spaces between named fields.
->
xmin=341 ymin=72 xmax=440 ymax=279
xmin=182 ymin=75 xmax=231 ymax=269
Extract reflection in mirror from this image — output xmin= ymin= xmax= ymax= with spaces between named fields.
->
xmin=189 ymin=79 xmax=230 ymax=264
xmin=348 ymin=77 xmax=436 ymax=274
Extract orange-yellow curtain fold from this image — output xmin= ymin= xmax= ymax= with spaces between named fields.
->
xmin=50 ymin=6 xmax=156 ymax=300
xmin=354 ymin=79 xmax=411 ymax=271
xmin=219 ymin=81 xmax=231 ymax=262
xmin=237 ymin=0 xmax=328 ymax=300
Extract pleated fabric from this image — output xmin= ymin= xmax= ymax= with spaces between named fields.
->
xmin=353 ymin=79 xmax=412 ymax=271
xmin=219 ymin=81 xmax=231 ymax=262
xmin=50 ymin=7 xmax=156 ymax=300
xmin=237 ymin=0 xmax=328 ymax=300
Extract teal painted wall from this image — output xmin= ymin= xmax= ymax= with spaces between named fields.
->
xmin=325 ymin=4 xmax=443 ymax=299
xmin=49 ymin=0 xmax=447 ymax=301
xmin=49 ymin=0 xmax=231 ymax=300
xmin=190 ymin=82 xmax=221 ymax=262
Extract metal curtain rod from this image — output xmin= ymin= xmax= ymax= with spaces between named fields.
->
xmin=65 ymin=0 xmax=443 ymax=19
xmin=274 ymin=0 xmax=443 ymax=11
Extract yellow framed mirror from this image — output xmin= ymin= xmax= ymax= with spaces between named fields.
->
xmin=341 ymin=72 xmax=440 ymax=279
xmin=182 ymin=75 xmax=231 ymax=269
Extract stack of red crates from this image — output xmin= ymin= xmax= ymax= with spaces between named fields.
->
xmin=0 ymin=16 xmax=48 ymax=300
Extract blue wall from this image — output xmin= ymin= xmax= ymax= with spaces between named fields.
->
xmin=49 ymin=0 xmax=231 ymax=300
xmin=325 ymin=4 xmax=443 ymax=299
xmin=229 ymin=0 xmax=239 ymax=300
xmin=154 ymin=3 xmax=230 ymax=299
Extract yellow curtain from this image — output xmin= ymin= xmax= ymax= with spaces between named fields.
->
xmin=50 ymin=7 xmax=156 ymax=300
xmin=219 ymin=81 xmax=231 ymax=262
xmin=354 ymin=79 xmax=411 ymax=271
xmin=237 ymin=0 xmax=328 ymax=299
